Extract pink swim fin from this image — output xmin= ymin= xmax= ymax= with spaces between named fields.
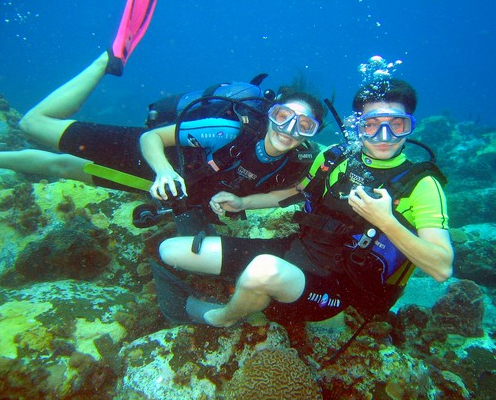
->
xmin=106 ymin=0 xmax=157 ymax=76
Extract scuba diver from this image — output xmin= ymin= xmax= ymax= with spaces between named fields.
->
xmin=138 ymin=91 xmax=324 ymax=235
xmin=1 ymin=0 xmax=325 ymax=237
xmin=155 ymin=79 xmax=454 ymax=332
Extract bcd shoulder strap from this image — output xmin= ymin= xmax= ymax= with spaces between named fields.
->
xmin=279 ymin=143 xmax=349 ymax=207
xmin=387 ymin=161 xmax=447 ymax=200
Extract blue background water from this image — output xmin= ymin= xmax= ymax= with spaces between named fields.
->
xmin=1 ymin=0 xmax=495 ymax=136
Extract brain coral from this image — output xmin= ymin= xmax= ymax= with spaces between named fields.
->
xmin=221 ymin=348 xmax=322 ymax=400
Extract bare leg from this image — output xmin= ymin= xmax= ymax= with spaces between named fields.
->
xmin=159 ymin=236 xmax=223 ymax=275
xmin=204 ymin=254 xmax=305 ymax=327
xmin=160 ymin=236 xmax=306 ymax=327
xmin=19 ymin=52 xmax=110 ymax=149
xmin=0 ymin=150 xmax=93 ymax=183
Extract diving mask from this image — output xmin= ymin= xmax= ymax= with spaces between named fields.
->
xmin=268 ymin=104 xmax=320 ymax=140
xmin=357 ymin=109 xmax=416 ymax=142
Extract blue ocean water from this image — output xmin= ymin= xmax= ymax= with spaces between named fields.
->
xmin=1 ymin=0 xmax=495 ymax=132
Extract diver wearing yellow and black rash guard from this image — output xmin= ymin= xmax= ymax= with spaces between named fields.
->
xmin=293 ymin=147 xmax=449 ymax=297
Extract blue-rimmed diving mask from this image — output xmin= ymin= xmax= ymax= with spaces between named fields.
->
xmin=268 ymin=104 xmax=320 ymax=140
xmin=357 ymin=108 xmax=416 ymax=142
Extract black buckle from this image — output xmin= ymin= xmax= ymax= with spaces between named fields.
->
xmin=132 ymin=203 xmax=172 ymax=228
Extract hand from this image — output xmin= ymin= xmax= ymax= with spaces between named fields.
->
xmin=149 ymin=168 xmax=187 ymax=201
xmin=348 ymin=186 xmax=394 ymax=229
xmin=209 ymin=191 xmax=244 ymax=215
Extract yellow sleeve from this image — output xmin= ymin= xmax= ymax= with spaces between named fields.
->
xmin=396 ymin=176 xmax=449 ymax=230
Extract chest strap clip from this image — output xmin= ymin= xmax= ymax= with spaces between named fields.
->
xmin=357 ymin=227 xmax=378 ymax=248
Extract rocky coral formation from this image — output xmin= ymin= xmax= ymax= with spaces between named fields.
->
xmin=221 ymin=348 xmax=322 ymax=400
xmin=431 ymin=279 xmax=485 ymax=338
xmin=451 ymin=224 xmax=496 ymax=287
xmin=0 ymin=280 xmax=160 ymax=399
xmin=13 ymin=216 xmax=111 ymax=282
xmin=415 ymin=116 xmax=496 ymax=192
xmin=115 ymin=322 xmax=291 ymax=400
xmin=0 ymin=93 xmax=29 ymax=151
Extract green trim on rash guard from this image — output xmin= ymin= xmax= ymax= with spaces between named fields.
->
xmin=357 ymin=152 xmax=450 ymax=231
xmin=361 ymin=152 xmax=406 ymax=168
xmin=300 ymin=149 xmax=332 ymax=188
xmin=302 ymin=149 xmax=407 ymax=188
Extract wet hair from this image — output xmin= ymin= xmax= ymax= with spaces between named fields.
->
xmin=277 ymin=90 xmax=325 ymax=126
xmin=352 ymin=79 xmax=417 ymax=114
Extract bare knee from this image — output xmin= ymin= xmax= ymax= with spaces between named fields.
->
xmin=19 ymin=111 xmax=39 ymax=135
xmin=46 ymin=153 xmax=87 ymax=179
xmin=239 ymin=254 xmax=305 ymax=302
xmin=19 ymin=110 xmax=74 ymax=149
xmin=239 ymin=255 xmax=281 ymax=289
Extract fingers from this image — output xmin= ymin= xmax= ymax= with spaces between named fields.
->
xmin=209 ymin=192 xmax=233 ymax=215
xmin=347 ymin=190 xmax=362 ymax=210
xmin=348 ymin=187 xmax=363 ymax=204
xmin=149 ymin=182 xmax=163 ymax=200
xmin=178 ymin=178 xmax=188 ymax=197
xmin=210 ymin=191 xmax=233 ymax=203
xmin=209 ymin=200 xmax=225 ymax=215
xmin=349 ymin=186 xmax=385 ymax=203
xmin=348 ymin=186 xmax=393 ymax=224
xmin=150 ymin=174 xmax=186 ymax=201
xmin=348 ymin=186 xmax=371 ymax=211
xmin=209 ymin=192 xmax=242 ymax=215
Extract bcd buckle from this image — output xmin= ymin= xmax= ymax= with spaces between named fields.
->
xmin=357 ymin=228 xmax=377 ymax=248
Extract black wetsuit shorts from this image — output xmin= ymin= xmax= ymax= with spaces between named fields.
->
xmin=220 ymin=235 xmax=404 ymax=323
xmin=59 ymin=121 xmax=154 ymax=191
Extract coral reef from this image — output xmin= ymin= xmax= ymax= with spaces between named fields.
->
xmin=0 ymin=280 xmax=160 ymax=399
xmin=115 ymin=322 xmax=291 ymax=400
xmin=451 ymin=224 xmax=496 ymax=287
xmin=0 ymin=182 xmax=47 ymax=234
xmin=431 ymin=280 xmax=485 ymax=338
xmin=220 ymin=348 xmax=322 ymax=400
xmin=13 ymin=216 xmax=111 ymax=283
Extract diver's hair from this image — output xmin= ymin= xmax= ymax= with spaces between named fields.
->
xmin=277 ymin=90 xmax=325 ymax=125
xmin=352 ymin=79 xmax=417 ymax=114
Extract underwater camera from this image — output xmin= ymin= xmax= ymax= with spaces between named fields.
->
xmin=133 ymin=181 xmax=189 ymax=228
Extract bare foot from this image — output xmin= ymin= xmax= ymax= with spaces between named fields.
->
xmin=204 ymin=308 xmax=239 ymax=328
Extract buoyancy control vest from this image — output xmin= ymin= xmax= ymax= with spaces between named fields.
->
xmin=291 ymin=142 xmax=447 ymax=292
xmin=185 ymin=139 xmax=321 ymax=207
